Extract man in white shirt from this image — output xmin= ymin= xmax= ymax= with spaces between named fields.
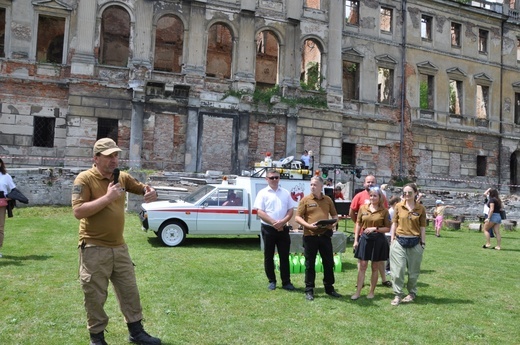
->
xmin=254 ymin=169 xmax=296 ymax=291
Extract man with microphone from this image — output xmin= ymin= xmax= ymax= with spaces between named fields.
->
xmin=72 ymin=138 xmax=160 ymax=345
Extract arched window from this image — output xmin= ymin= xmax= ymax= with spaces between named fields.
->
xmin=255 ymin=30 xmax=279 ymax=87
xmin=100 ymin=6 xmax=130 ymax=67
xmin=301 ymin=39 xmax=322 ymax=90
xmin=154 ymin=14 xmax=184 ymax=72
xmin=206 ymin=23 xmax=233 ymax=79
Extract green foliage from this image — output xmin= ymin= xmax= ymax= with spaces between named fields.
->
xmin=390 ymin=175 xmax=414 ymax=187
xmin=224 ymin=85 xmax=327 ymax=110
xmin=300 ymin=62 xmax=325 ymax=92
xmin=1 ymin=206 xmax=520 ymax=344
xmin=420 ymin=80 xmax=429 ymax=110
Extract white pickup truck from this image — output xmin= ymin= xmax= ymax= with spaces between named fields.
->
xmin=139 ymin=176 xmax=310 ymax=247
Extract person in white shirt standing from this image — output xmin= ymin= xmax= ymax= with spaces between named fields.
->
xmin=254 ymin=169 xmax=296 ymax=291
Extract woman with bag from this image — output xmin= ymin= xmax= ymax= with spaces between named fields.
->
xmin=389 ymin=183 xmax=426 ymax=306
xmin=0 ymin=158 xmax=16 ymax=258
xmin=351 ymin=186 xmax=391 ymax=300
xmin=482 ymin=188 xmax=502 ymax=250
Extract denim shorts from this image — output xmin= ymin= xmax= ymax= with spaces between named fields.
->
xmin=489 ymin=213 xmax=502 ymax=224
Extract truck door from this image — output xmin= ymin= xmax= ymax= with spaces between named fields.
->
xmin=196 ymin=188 xmax=248 ymax=233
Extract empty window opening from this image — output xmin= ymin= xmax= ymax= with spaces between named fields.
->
xmin=421 ymin=15 xmax=432 ymax=40
xmin=380 ymin=7 xmax=392 ymax=33
xmin=451 ymin=22 xmax=461 ymax=47
xmin=33 ymin=116 xmax=55 ymax=148
xmin=419 ymin=74 xmax=434 ymax=111
xmin=0 ymin=8 xmax=5 ymax=57
xmin=305 ymin=0 xmax=320 ymax=9
xmin=97 ymin=118 xmax=119 ymax=142
xmin=100 ymin=6 xmax=130 ymax=67
xmin=37 ymin=15 xmax=65 ymax=64
xmin=515 ymin=93 xmax=520 ymax=125
xmin=479 ymin=29 xmax=488 ymax=53
xmin=301 ymin=39 xmax=322 ymax=91
xmin=154 ymin=14 xmax=184 ymax=73
xmin=476 ymin=85 xmax=489 ymax=119
xmin=255 ymin=30 xmax=279 ymax=87
xmin=342 ymin=143 xmax=356 ymax=165
xmin=449 ymin=80 xmax=463 ymax=115
xmin=342 ymin=61 xmax=359 ymax=101
xmin=345 ymin=1 xmax=359 ymax=26
xmin=477 ymin=156 xmax=487 ymax=177
xmin=206 ymin=23 xmax=233 ymax=79
xmin=517 ymin=38 xmax=520 ymax=61
xmin=378 ymin=67 xmax=394 ymax=104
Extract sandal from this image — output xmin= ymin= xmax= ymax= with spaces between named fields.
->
xmin=482 ymin=244 xmax=491 ymax=249
xmin=391 ymin=296 xmax=401 ymax=306
xmin=367 ymin=293 xmax=375 ymax=299
xmin=402 ymin=294 xmax=416 ymax=303
xmin=351 ymin=294 xmax=360 ymax=300
xmin=382 ymin=281 xmax=392 ymax=287
xmin=493 ymin=246 xmax=501 ymax=250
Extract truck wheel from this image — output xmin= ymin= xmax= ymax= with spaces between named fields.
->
xmin=158 ymin=221 xmax=187 ymax=247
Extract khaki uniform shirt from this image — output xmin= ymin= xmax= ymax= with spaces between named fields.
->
xmin=296 ymin=193 xmax=338 ymax=236
xmin=392 ymin=201 xmax=427 ymax=237
xmin=72 ymin=165 xmax=145 ymax=247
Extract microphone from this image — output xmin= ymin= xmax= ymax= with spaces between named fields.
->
xmin=113 ymin=168 xmax=120 ymax=184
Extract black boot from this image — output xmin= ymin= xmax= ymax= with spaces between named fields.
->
xmin=127 ymin=320 xmax=161 ymax=345
xmin=89 ymin=331 xmax=108 ymax=345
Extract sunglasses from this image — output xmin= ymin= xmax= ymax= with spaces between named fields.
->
xmin=268 ymin=176 xmax=280 ymax=180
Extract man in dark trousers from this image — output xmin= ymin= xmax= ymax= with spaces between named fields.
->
xmin=254 ymin=169 xmax=296 ymax=291
xmin=295 ymin=176 xmax=341 ymax=301
xmin=72 ymin=138 xmax=161 ymax=345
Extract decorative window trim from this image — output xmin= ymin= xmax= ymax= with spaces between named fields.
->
xmin=417 ymin=61 xmax=438 ymax=75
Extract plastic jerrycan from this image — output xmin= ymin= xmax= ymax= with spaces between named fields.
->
xmin=292 ymin=253 xmax=301 ymax=273
xmin=334 ymin=253 xmax=342 ymax=273
xmin=274 ymin=253 xmax=280 ymax=272
xmin=315 ymin=254 xmax=323 ymax=273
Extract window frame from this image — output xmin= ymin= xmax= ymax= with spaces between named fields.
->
xmin=345 ymin=0 xmax=360 ymax=27
xmin=478 ymin=29 xmax=489 ymax=54
xmin=380 ymin=6 xmax=393 ymax=34
xmin=421 ymin=15 xmax=433 ymax=41
xmin=31 ymin=6 xmax=71 ymax=65
xmin=451 ymin=22 xmax=462 ymax=47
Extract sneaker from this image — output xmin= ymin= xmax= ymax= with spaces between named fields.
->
xmin=282 ymin=283 xmax=295 ymax=291
xmin=268 ymin=282 xmax=276 ymax=290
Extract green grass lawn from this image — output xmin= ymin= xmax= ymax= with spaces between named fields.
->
xmin=0 ymin=207 xmax=519 ymax=344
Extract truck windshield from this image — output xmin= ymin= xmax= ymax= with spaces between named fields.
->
xmin=183 ymin=185 xmax=217 ymax=204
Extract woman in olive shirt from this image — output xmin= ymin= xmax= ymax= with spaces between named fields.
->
xmin=352 ymin=187 xmax=391 ymax=300
xmin=389 ymin=183 xmax=426 ymax=306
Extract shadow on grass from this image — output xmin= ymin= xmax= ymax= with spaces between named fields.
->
xmin=147 ymin=236 xmax=261 ymax=250
xmin=0 ymin=254 xmax=52 ymax=267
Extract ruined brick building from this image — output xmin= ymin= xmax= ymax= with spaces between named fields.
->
xmin=1 ymin=0 xmax=520 ymax=192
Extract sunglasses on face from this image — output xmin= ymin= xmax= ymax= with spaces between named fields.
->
xmin=268 ymin=176 xmax=280 ymax=180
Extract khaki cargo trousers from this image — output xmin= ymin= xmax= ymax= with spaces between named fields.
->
xmin=79 ymin=244 xmax=143 ymax=334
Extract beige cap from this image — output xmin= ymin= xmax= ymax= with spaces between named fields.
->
xmin=93 ymin=138 xmax=122 ymax=156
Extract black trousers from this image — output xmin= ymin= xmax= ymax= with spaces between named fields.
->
xmin=303 ymin=234 xmax=335 ymax=293
xmin=261 ymin=224 xmax=291 ymax=285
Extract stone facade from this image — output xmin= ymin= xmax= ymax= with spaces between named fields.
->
xmin=1 ymin=0 xmax=520 ymax=193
